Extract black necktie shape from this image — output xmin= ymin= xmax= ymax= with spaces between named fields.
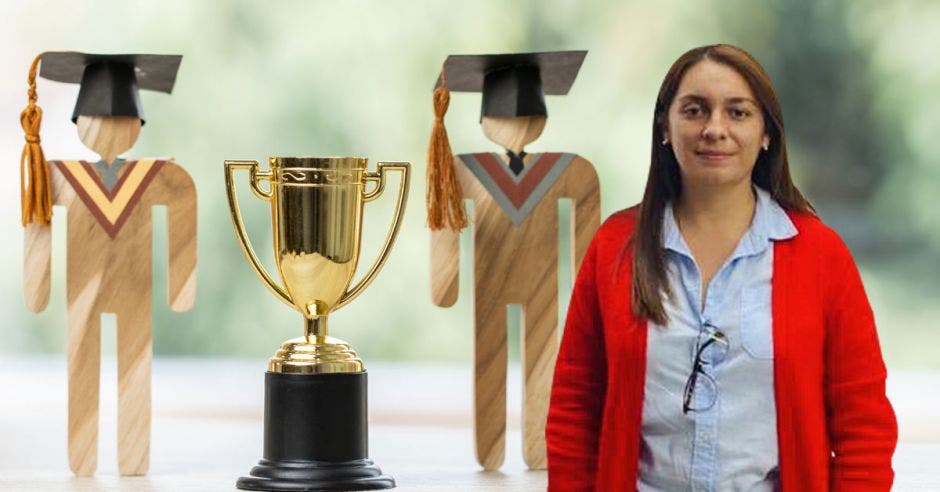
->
xmin=506 ymin=150 xmax=527 ymax=175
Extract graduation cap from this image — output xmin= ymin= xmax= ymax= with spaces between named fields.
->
xmin=426 ymin=50 xmax=587 ymax=231
xmin=437 ymin=51 xmax=587 ymax=119
xmin=19 ymin=52 xmax=182 ymax=226
xmin=39 ymin=52 xmax=182 ymax=123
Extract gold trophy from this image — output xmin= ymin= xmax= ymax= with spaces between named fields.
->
xmin=225 ymin=157 xmax=409 ymax=491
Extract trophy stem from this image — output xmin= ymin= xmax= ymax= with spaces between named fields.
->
xmin=305 ymin=316 xmax=328 ymax=340
xmin=269 ymin=315 xmax=363 ymax=374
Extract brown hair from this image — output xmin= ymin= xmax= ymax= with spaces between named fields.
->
xmin=632 ymin=44 xmax=815 ymax=325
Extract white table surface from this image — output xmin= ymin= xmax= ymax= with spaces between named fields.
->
xmin=0 ymin=357 xmax=937 ymax=491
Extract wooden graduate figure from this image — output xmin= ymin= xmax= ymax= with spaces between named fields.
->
xmin=427 ymin=51 xmax=601 ymax=470
xmin=19 ymin=53 xmax=196 ymax=476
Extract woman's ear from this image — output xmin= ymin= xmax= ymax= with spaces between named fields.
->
xmin=761 ymin=134 xmax=770 ymax=151
xmin=662 ymin=128 xmax=671 ymax=146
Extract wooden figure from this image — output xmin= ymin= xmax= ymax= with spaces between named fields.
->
xmin=20 ymin=52 xmax=196 ymax=476
xmin=426 ymin=51 xmax=601 ymax=470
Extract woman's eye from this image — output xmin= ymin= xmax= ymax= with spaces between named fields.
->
xmin=682 ymin=106 xmax=703 ymax=117
xmin=730 ymin=108 xmax=751 ymax=119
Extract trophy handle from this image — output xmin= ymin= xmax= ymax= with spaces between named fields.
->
xmin=224 ymin=159 xmax=295 ymax=309
xmin=336 ymin=161 xmax=411 ymax=310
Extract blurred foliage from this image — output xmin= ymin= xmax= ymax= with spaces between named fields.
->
xmin=0 ymin=0 xmax=937 ymax=368
xmin=709 ymin=0 xmax=911 ymax=259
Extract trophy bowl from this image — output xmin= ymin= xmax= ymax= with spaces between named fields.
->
xmin=225 ymin=156 xmax=409 ymax=491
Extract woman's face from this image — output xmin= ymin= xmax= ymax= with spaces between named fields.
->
xmin=664 ymin=60 xmax=769 ymax=190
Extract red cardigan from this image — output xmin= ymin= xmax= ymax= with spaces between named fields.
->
xmin=546 ymin=206 xmax=897 ymax=491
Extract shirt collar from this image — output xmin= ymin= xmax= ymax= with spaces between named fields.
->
xmin=662 ymin=200 xmax=690 ymax=257
xmin=662 ymin=185 xmax=798 ymax=259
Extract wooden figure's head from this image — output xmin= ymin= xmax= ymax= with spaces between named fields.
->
xmin=435 ymin=51 xmax=584 ymax=156
xmin=77 ymin=115 xmax=141 ymax=164
xmin=69 ymin=61 xmax=147 ymax=164
xmin=481 ymin=115 xmax=546 ymax=155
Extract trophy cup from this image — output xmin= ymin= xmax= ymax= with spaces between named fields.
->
xmin=224 ymin=157 xmax=410 ymax=491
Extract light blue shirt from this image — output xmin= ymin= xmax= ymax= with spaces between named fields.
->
xmin=637 ymin=186 xmax=798 ymax=492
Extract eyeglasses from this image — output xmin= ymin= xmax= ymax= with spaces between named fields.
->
xmin=682 ymin=324 xmax=728 ymax=414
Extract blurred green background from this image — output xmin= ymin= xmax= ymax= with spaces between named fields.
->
xmin=1 ymin=0 xmax=937 ymax=367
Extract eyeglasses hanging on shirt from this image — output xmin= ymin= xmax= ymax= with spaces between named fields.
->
xmin=683 ymin=323 xmax=729 ymax=414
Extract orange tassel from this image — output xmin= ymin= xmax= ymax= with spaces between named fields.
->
xmin=20 ymin=54 xmax=52 ymax=226
xmin=426 ymin=68 xmax=468 ymax=231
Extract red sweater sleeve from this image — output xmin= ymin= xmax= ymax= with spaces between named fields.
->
xmin=547 ymin=238 xmax=607 ymax=492
xmin=824 ymin=238 xmax=898 ymax=491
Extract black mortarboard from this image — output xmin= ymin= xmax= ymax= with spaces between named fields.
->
xmin=437 ymin=50 xmax=587 ymax=118
xmin=38 ymin=52 xmax=182 ymax=123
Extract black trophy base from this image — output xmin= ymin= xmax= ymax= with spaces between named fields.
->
xmin=237 ymin=371 xmax=394 ymax=491
xmin=236 ymin=458 xmax=394 ymax=491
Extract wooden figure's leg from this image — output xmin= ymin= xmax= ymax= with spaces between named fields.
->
xmin=66 ymin=308 xmax=101 ymax=476
xmin=521 ymin=276 xmax=559 ymax=470
xmin=474 ymin=290 xmax=508 ymax=470
xmin=115 ymin=300 xmax=152 ymax=476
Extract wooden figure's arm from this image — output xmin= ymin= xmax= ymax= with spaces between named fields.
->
xmin=24 ymin=162 xmax=69 ymax=313
xmin=429 ymin=155 xmax=471 ymax=308
xmin=563 ymin=156 xmax=601 ymax=275
xmin=161 ymin=161 xmax=197 ymax=312
xmin=430 ymin=227 xmax=460 ymax=307
xmin=24 ymin=223 xmax=51 ymax=312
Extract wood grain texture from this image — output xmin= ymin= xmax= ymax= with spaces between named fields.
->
xmin=24 ymin=223 xmax=52 ymax=312
xmin=23 ymin=158 xmax=197 ymax=476
xmin=430 ymin=152 xmax=601 ymax=470
xmin=480 ymin=116 xmax=546 ymax=155
xmin=76 ymin=116 xmax=142 ymax=164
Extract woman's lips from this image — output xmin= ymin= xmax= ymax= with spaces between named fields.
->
xmin=695 ymin=151 xmax=734 ymax=161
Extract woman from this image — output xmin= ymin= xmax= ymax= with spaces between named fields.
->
xmin=546 ymin=44 xmax=897 ymax=491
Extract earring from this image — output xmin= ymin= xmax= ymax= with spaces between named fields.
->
xmin=762 ymin=141 xmax=770 ymax=151
xmin=661 ymin=138 xmax=669 ymax=146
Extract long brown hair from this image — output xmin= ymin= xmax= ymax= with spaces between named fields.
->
xmin=632 ymin=44 xmax=815 ymax=325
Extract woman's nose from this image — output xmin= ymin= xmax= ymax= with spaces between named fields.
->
xmin=701 ymin=112 xmax=728 ymax=141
